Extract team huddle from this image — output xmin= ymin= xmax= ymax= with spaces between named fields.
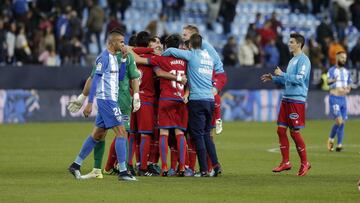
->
xmin=66 ymin=24 xmax=352 ymax=182
xmin=67 ymin=25 xmax=227 ymax=181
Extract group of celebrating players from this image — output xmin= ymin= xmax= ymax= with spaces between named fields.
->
xmin=67 ymin=25 xmax=227 ymax=181
xmin=66 ymin=22 xmax=354 ymax=183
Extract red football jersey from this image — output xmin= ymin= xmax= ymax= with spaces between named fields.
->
xmin=133 ymin=48 xmax=156 ymax=103
xmin=149 ymin=55 xmax=187 ymax=100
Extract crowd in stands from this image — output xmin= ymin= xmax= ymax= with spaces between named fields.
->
xmin=0 ymin=0 xmax=359 ymax=69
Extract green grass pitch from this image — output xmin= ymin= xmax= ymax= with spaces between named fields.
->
xmin=0 ymin=120 xmax=359 ymax=202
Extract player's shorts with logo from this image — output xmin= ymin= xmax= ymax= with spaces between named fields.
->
xmin=329 ymin=94 xmax=347 ymax=120
xmin=130 ymin=101 xmax=154 ymax=134
xmin=277 ymin=98 xmax=305 ymax=129
xmin=96 ymin=99 xmax=123 ymax=129
xmin=211 ymin=94 xmax=221 ymax=128
xmin=157 ymin=99 xmax=188 ymax=131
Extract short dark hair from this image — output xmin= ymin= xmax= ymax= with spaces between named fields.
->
xmin=149 ymin=36 xmax=160 ymax=43
xmin=136 ymin=31 xmax=151 ymax=47
xmin=189 ymin=34 xmax=202 ymax=49
xmin=128 ymin=34 xmax=137 ymax=46
xmin=290 ymin=33 xmax=305 ymax=49
xmin=165 ymin=34 xmax=182 ymax=49
xmin=109 ymin=28 xmax=124 ymax=37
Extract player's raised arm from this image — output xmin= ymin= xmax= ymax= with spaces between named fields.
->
xmin=153 ymin=66 xmax=187 ymax=85
xmin=162 ymin=48 xmax=192 ymax=61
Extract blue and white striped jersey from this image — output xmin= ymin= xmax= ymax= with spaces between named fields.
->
xmin=95 ymin=51 xmax=120 ymax=102
xmin=327 ymin=66 xmax=352 ymax=89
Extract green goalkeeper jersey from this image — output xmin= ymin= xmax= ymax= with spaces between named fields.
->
xmin=91 ymin=52 xmax=140 ymax=115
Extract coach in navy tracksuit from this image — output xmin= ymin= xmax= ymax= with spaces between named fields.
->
xmin=163 ymin=34 xmax=222 ymax=177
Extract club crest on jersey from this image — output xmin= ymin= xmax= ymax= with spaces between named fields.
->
xmin=289 ymin=113 xmax=299 ymax=120
xmin=96 ymin=62 xmax=102 ymax=71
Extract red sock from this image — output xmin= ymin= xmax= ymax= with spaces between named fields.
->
xmin=149 ymin=130 xmax=159 ymax=164
xmin=277 ymin=127 xmax=289 ymax=163
xmin=170 ymin=146 xmax=178 ymax=170
xmin=135 ymin=134 xmax=140 ymax=164
xmin=159 ymin=135 xmax=168 ymax=171
xmin=176 ymin=133 xmax=186 ymax=171
xmin=290 ymin=130 xmax=307 ymax=164
xmin=187 ymin=137 xmax=197 ymax=171
xmin=105 ymin=138 xmax=117 ymax=171
xmin=140 ymin=134 xmax=151 ymax=171
xmin=127 ymin=133 xmax=136 ymax=166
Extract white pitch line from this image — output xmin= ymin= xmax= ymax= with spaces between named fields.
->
xmin=267 ymin=144 xmax=360 ymax=157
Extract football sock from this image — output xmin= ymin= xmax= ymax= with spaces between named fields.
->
xmin=277 ymin=127 xmax=289 ymax=163
xmin=127 ymin=133 xmax=136 ymax=166
xmin=149 ymin=139 xmax=160 ymax=164
xmin=115 ymin=136 xmax=127 ymax=172
xmin=176 ymin=133 xmax=186 ymax=171
xmin=74 ymin=135 xmax=98 ymax=166
xmin=337 ymin=123 xmax=345 ymax=145
xmin=104 ymin=138 xmax=117 ymax=171
xmin=140 ymin=135 xmax=151 ymax=170
xmin=150 ymin=130 xmax=160 ymax=164
xmin=187 ymin=137 xmax=197 ymax=171
xmin=170 ymin=146 xmax=178 ymax=170
xmin=135 ymin=142 xmax=140 ymax=164
xmin=159 ymin=135 xmax=168 ymax=171
xmin=329 ymin=124 xmax=339 ymax=139
xmin=290 ymin=131 xmax=307 ymax=164
xmin=93 ymin=140 xmax=105 ymax=169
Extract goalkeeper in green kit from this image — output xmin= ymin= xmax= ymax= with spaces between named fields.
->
xmin=67 ymin=46 xmax=141 ymax=179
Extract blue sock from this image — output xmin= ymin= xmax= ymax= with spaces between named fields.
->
xmin=74 ymin=135 xmax=98 ymax=166
xmin=115 ymin=137 xmax=127 ymax=172
xmin=337 ymin=124 xmax=345 ymax=145
xmin=329 ymin=124 xmax=339 ymax=139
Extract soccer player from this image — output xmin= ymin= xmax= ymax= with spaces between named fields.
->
xmin=130 ymin=32 xmax=187 ymax=176
xmin=132 ymin=34 xmax=188 ymax=176
xmin=326 ymin=51 xmax=352 ymax=152
xmin=163 ymin=34 xmax=222 ymax=177
xmin=68 ymin=29 xmax=136 ymax=181
xmin=260 ymin=33 xmax=311 ymax=176
xmin=181 ymin=25 xmax=227 ymax=135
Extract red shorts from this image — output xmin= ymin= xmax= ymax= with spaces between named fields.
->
xmin=277 ymin=99 xmax=305 ymax=129
xmin=157 ymin=99 xmax=188 ymax=131
xmin=130 ymin=102 xmax=154 ymax=134
xmin=211 ymin=94 xmax=221 ymax=128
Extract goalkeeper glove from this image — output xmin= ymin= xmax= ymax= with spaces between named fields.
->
xmin=133 ymin=93 xmax=141 ymax=112
xmin=67 ymin=93 xmax=87 ymax=113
